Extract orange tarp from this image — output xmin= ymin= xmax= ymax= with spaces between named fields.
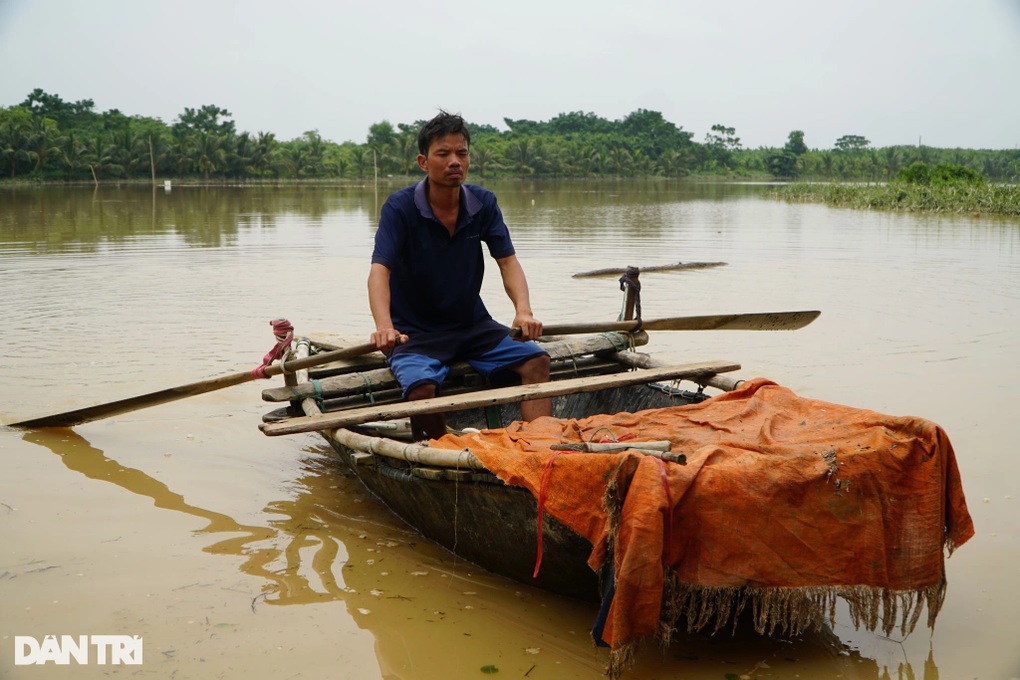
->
xmin=433 ymin=378 xmax=974 ymax=667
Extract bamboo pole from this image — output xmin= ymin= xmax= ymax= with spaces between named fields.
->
xmin=261 ymin=360 xmax=741 ymax=436
xmin=328 ymin=428 xmax=488 ymax=470
xmin=149 ymin=136 xmax=156 ymax=186
xmin=263 ymin=332 xmax=648 ymax=403
xmin=611 ymin=350 xmax=745 ymax=392
xmin=265 ymin=353 xmax=625 ymax=404
xmin=264 ymin=357 xmax=628 ymax=421
xmin=289 ymin=344 xmax=489 ymax=470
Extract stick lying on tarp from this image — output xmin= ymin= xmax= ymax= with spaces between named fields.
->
xmin=551 ymin=440 xmax=686 ymax=464
xmin=259 ymin=360 xmax=741 ymax=436
xmin=551 ymin=440 xmax=671 ymax=452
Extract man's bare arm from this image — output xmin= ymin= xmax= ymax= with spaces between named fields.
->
xmin=496 ymin=254 xmax=543 ymax=341
xmin=367 ymin=262 xmax=405 ymax=351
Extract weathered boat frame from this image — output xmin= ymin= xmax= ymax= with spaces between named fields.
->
xmin=262 ymin=332 xmax=741 ymax=600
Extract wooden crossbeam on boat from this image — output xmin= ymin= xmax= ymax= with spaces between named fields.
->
xmin=262 ymin=331 xmax=649 ymax=403
xmin=260 ymin=360 xmax=741 ymax=436
xmin=262 ymin=355 xmax=632 ymax=420
xmin=611 ymin=349 xmax=745 ymax=392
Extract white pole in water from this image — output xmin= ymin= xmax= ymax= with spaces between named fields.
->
xmin=164 ymin=180 xmax=172 ymax=192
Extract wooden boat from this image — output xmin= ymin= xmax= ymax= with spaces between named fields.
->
xmin=261 ymin=328 xmax=742 ymax=601
xmin=257 ymin=288 xmax=972 ymax=677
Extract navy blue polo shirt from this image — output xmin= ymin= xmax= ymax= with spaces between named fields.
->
xmin=372 ymin=179 xmax=515 ymax=340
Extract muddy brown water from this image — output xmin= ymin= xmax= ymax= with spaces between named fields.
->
xmin=1 ymin=181 xmax=1017 ymax=679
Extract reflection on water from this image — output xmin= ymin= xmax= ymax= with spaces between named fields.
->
xmin=22 ymin=428 xmax=361 ymax=607
xmin=0 ymin=184 xmax=383 ymax=251
xmin=0 ymin=180 xmax=773 ymax=255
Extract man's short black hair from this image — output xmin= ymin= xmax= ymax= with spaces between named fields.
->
xmin=417 ymin=111 xmax=471 ymax=156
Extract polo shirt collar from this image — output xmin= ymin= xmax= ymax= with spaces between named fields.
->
xmin=413 ymin=179 xmax=483 ymax=230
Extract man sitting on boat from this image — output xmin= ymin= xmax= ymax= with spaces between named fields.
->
xmin=368 ymin=111 xmax=551 ymax=440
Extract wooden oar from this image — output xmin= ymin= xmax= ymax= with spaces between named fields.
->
xmin=7 ymin=342 xmax=387 ymax=429
xmin=260 ymin=360 xmax=741 ymax=436
xmin=517 ymin=310 xmax=821 ymax=338
xmin=572 ymin=261 xmax=728 ymax=278
xmin=8 ymin=310 xmax=817 ymax=429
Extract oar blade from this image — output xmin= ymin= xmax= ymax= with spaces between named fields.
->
xmin=536 ymin=310 xmax=821 ymax=337
xmin=572 ymin=261 xmax=728 ymax=278
xmin=7 ymin=370 xmax=255 ymax=429
xmin=7 ymin=341 xmax=387 ymax=429
xmin=641 ymin=310 xmax=822 ymax=332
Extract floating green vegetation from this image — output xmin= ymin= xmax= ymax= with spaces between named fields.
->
xmin=769 ymin=163 xmax=1020 ymax=216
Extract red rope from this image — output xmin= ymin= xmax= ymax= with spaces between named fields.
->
xmin=251 ymin=318 xmax=294 ymax=379
xmin=656 ymin=458 xmax=674 ymax=565
xmin=534 ymin=450 xmax=570 ymax=578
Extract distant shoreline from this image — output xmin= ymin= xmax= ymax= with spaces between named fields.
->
xmin=768 ymin=181 xmax=1020 ymax=216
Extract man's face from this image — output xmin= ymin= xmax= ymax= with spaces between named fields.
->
xmin=418 ymin=133 xmax=470 ymax=188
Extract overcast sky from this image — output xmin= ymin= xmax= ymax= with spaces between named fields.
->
xmin=2 ymin=0 xmax=1018 ymax=150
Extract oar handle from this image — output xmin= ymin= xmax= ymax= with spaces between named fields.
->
xmin=270 ymin=342 xmax=383 ymax=376
xmin=510 ymin=321 xmax=639 ymax=339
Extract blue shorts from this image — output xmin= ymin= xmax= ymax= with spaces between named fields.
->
xmin=389 ymin=335 xmax=547 ymax=398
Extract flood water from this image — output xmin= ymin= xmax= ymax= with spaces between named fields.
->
xmin=1 ymin=180 xmax=1017 ymax=679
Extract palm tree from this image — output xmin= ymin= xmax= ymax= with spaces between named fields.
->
xmin=367 ymin=121 xmax=397 ymax=174
xmin=281 ymin=145 xmax=311 ymax=178
xmin=557 ymin=144 xmax=586 ymax=177
xmin=631 ymin=149 xmax=657 ymax=177
xmin=471 ymin=145 xmax=496 ymax=178
xmin=192 ymin=132 xmax=226 ymax=181
xmin=350 ymin=147 xmax=371 ymax=178
xmin=395 ymin=132 xmax=417 ymax=175
xmin=324 ymin=151 xmax=349 ymax=178
xmin=585 ymin=147 xmax=603 ymax=176
xmin=251 ymin=131 xmax=278 ymax=178
xmin=106 ymin=129 xmax=148 ymax=178
xmin=820 ymin=152 xmax=835 ymax=179
xmin=57 ymin=131 xmax=91 ymax=180
xmin=0 ymin=119 xmax=33 ymax=178
xmin=660 ymin=149 xmax=692 ymax=178
xmin=882 ymin=147 xmax=901 ymax=180
xmin=502 ymin=138 xmax=543 ymax=176
xmin=606 ymin=146 xmax=633 ymax=176
xmin=226 ymin=131 xmax=255 ymax=178
xmin=302 ymin=131 xmax=326 ymax=177
xmin=84 ymin=133 xmax=116 ymax=180
xmin=169 ymin=127 xmax=193 ymax=177
xmin=28 ymin=116 xmax=61 ymax=173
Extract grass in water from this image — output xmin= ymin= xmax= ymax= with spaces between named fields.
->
xmin=769 ymin=162 xmax=1020 ymax=216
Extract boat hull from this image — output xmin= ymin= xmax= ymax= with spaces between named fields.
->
xmin=322 ymin=384 xmax=705 ymax=600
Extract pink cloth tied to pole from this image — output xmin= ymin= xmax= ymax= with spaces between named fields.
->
xmin=252 ymin=318 xmax=294 ymax=379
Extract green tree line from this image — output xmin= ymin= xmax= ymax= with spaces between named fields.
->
xmin=2 ymin=89 xmax=1018 ymax=183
